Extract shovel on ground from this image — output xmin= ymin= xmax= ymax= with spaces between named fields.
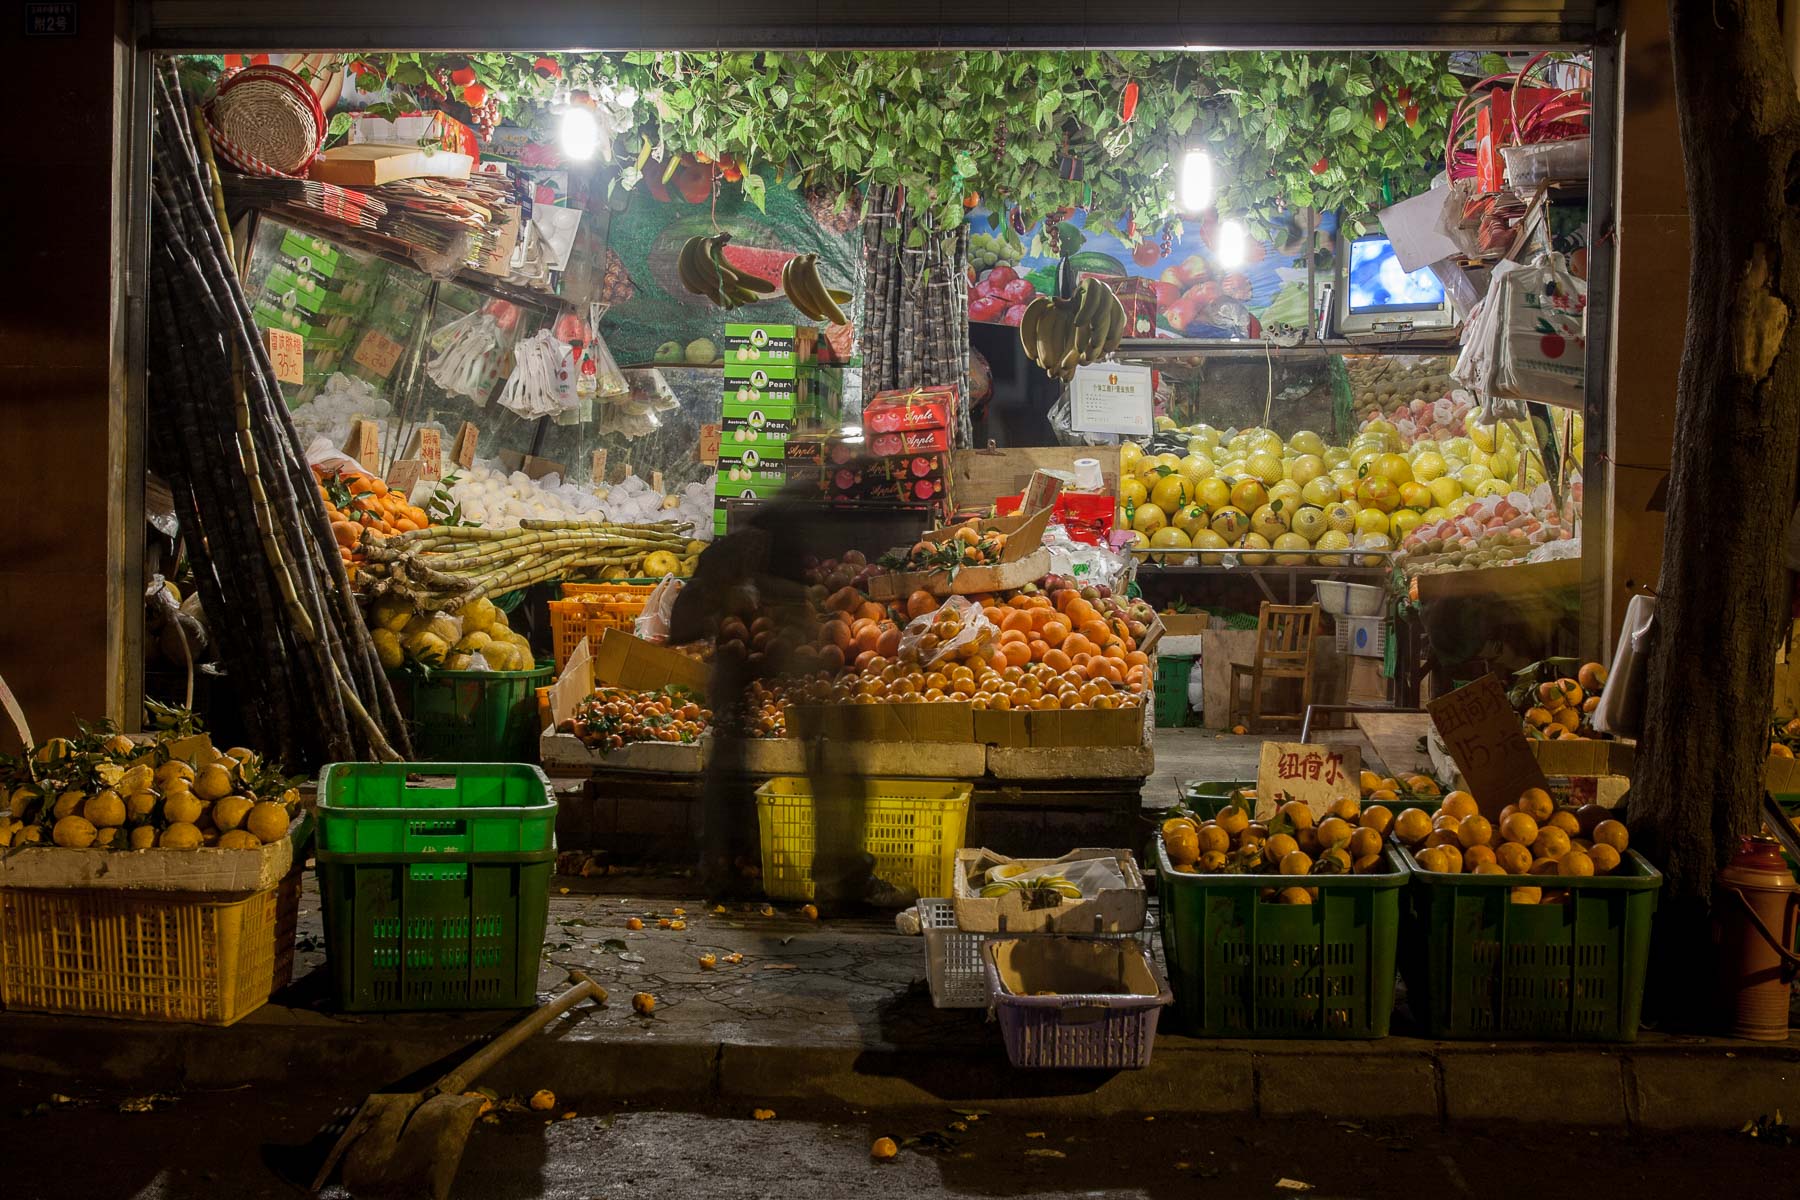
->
xmin=311 ymin=970 xmax=607 ymax=1199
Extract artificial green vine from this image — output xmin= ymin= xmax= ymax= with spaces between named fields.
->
xmin=188 ymin=49 xmax=1509 ymax=241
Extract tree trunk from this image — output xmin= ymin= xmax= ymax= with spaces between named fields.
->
xmin=1633 ymin=0 xmax=1800 ymax=1020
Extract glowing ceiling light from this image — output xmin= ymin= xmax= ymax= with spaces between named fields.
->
xmin=559 ymin=105 xmax=600 ymax=160
xmin=1178 ymin=148 xmax=1214 ymax=215
xmin=1216 ymin=219 xmax=1249 ymax=269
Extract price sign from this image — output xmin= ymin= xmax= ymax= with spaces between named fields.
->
xmin=1428 ymin=674 xmax=1550 ymax=820
xmin=698 ymin=424 xmax=722 ymax=465
xmin=1255 ymin=742 xmax=1362 ymax=820
xmin=451 ymin=422 xmax=478 ymax=470
xmin=590 ymin=450 xmax=608 ymax=484
xmin=265 ymin=327 xmax=305 ymax=385
xmin=412 ymin=427 xmax=443 ymax=477
xmin=651 ymin=469 xmax=665 ymax=494
xmin=352 ymin=330 xmax=405 ymax=378
xmin=341 ymin=418 xmax=380 ymax=469
xmin=387 ymin=458 xmax=424 ymax=495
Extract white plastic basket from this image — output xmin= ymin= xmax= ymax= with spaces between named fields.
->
xmin=1335 ymin=615 xmax=1389 ymax=658
xmin=1314 ymin=580 xmax=1384 ymax=618
xmin=919 ymin=897 xmax=1156 ymax=1010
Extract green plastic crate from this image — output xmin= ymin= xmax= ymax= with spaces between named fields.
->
xmin=1394 ymin=843 xmax=1661 ymax=1041
xmin=393 ymin=663 xmax=553 ymax=763
xmin=1155 ymin=834 xmax=1407 ymax=1038
xmin=315 ymin=763 xmax=558 ymax=1012
xmin=1154 ymin=655 xmax=1196 ymax=728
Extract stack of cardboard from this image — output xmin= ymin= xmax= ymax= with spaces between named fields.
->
xmin=713 ymin=323 xmax=841 ymax=536
xmin=812 ymin=385 xmax=960 ymax=522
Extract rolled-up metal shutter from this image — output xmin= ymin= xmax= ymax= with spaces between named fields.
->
xmin=144 ymin=0 xmax=1603 ymax=52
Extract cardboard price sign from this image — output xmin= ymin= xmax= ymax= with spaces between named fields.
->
xmin=265 ymin=327 xmax=305 ymax=384
xmin=1254 ymin=742 xmax=1361 ymax=819
xmin=352 ymin=330 xmax=405 ymax=378
xmin=1427 ymin=674 xmax=1550 ymax=820
xmin=590 ymin=450 xmax=608 ymax=484
xmin=698 ymin=424 xmax=722 ymax=465
xmin=451 ymin=422 xmax=478 ymax=470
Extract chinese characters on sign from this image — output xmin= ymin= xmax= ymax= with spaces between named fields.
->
xmin=1255 ymin=742 xmax=1362 ymax=819
xmin=25 ymin=4 xmax=77 ymax=36
xmin=265 ymin=328 xmax=305 ymax=385
xmin=1426 ymin=674 xmax=1549 ymax=820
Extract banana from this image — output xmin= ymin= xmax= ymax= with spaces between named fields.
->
xmin=784 ymin=254 xmax=848 ymax=325
xmin=706 ymin=235 xmax=775 ymax=308
xmin=1072 ymin=278 xmax=1106 ymax=330
xmin=677 ymin=236 xmax=721 ymax=301
xmin=1018 ymin=296 xmax=1049 ymax=358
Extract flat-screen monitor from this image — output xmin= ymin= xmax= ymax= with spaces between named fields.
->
xmin=1346 ymin=236 xmax=1447 ymax=313
xmin=1330 ymin=234 xmax=1458 ymax=340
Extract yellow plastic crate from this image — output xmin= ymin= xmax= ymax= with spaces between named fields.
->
xmin=754 ymin=776 xmax=972 ymax=903
xmin=0 ymin=872 xmax=301 ymax=1026
xmin=549 ymin=596 xmax=653 ymax=671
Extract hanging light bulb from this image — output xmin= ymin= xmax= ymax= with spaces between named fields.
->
xmin=560 ymin=105 xmax=601 ymax=161
xmin=1177 ymin=148 xmax=1213 ymax=214
xmin=1216 ymin=219 xmax=1249 ymax=269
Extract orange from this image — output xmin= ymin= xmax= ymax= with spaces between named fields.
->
xmin=1440 ymin=791 xmax=1479 ymax=820
xmin=1589 ymin=843 xmax=1622 ymax=874
xmin=1063 ymin=634 xmax=1094 ymax=659
xmin=1495 ymin=842 xmax=1532 ymax=874
xmin=1457 ymin=815 xmax=1493 ymax=848
xmin=1517 ymin=787 xmax=1554 ymax=821
xmin=1041 ymin=620 xmax=1069 ymax=646
xmin=1001 ymin=609 xmax=1033 ymax=634
xmin=1592 ymin=819 xmax=1629 ymax=852
xmin=1042 ymin=648 xmax=1072 ymax=673
xmin=1463 ymin=844 xmax=1498 ymax=871
xmin=1360 ymin=805 xmax=1394 ymax=835
xmin=1499 ymin=812 xmax=1539 ymax=845
xmin=1001 ymin=641 xmax=1031 ymax=667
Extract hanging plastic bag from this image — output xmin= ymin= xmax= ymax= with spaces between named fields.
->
xmin=1490 ymin=250 xmax=1586 ymax=408
xmin=498 ymin=329 xmax=579 ymax=419
xmin=897 ymin=595 xmax=996 ymax=669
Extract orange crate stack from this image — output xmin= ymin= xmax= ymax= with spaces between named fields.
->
xmin=549 ymin=595 xmax=649 ymax=671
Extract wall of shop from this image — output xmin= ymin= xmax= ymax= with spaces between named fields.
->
xmin=1613 ymin=0 xmax=1685 ymax=636
xmin=0 ymin=3 xmax=130 ymax=749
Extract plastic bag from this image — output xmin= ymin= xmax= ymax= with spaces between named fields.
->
xmin=897 ymin=595 xmax=996 ymax=669
xmin=982 ymin=856 xmax=1129 ymax=897
xmin=1455 ymin=253 xmax=1586 ymax=420
xmin=498 ymin=330 xmax=579 ymax=419
xmin=1043 ymin=522 xmax=1134 ymax=595
xmin=634 ymin=575 xmax=684 ymax=644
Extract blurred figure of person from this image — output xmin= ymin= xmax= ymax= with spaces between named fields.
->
xmin=671 ymin=480 xmax=874 ymax=908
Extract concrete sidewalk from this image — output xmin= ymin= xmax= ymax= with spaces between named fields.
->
xmin=2 ymin=872 xmax=1797 ymax=1132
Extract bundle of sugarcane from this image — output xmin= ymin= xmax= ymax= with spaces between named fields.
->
xmin=359 ymin=520 xmax=694 ymax=612
xmin=147 ymin=62 xmax=409 ymax=767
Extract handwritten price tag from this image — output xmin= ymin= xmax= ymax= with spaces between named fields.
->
xmin=352 ymin=330 xmax=405 ymax=379
xmin=699 ymin=424 xmax=722 ymax=465
xmin=1254 ymin=741 xmax=1362 ymax=820
xmin=452 ymin=422 xmax=478 ymax=470
xmin=266 ymin=327 xmax=305 ymax=385
xmin=1427 ymin=674 xmax=1549 ymax=820
xmin=590 ymin=450 xmax=608 ymax=485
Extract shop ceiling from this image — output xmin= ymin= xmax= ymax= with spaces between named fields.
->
xmin=142 ymin=0 xmax=1603 ymax=51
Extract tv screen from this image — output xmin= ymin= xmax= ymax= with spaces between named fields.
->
xmin=1346 ymin=236 xmax=1447 ymax=314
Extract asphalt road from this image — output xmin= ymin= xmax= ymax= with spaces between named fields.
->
xmin=1 ymin=1073 xmax=1791 ymax=1200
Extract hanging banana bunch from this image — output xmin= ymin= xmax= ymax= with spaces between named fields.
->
xmin=1019 ymin=277 xmax=1126 ymax=381
xmin=678 ymin=233 xmax=777 ymax=309
xmin=781 ymin=253 xmax=853 ymax=325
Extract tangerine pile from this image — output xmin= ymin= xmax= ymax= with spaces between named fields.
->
xmin=566 ymin=687 xmax=709 ymax=754
xmin=1519 ymin=662 xmax=1608 ymax=741
xmin=980 ymin=586 xmax=1149 ymax=691
xmin=1161 ymin=793 xmax=1395 ymax=903
xmin=316 ymin=467 xmax=430 ymax=571
xmin=892 ymin=521 xmax=1010 ymax=570
xmin=1394 ymin=785 xmax=1630 ymax=904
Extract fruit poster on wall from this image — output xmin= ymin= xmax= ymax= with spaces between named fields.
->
xmin=600 ymin=167 xmax=861 ymax=368
xmin=967 ymin=207 xmax=1339 ymax=340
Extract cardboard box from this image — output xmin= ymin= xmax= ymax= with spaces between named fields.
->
xmin=973 ymin=704 xmax=1145 ymax=749
xmin=0 ymin=818 xmax=300 ymax=892
xmin=866 ymin=507 xmax=1053 ymax=601
xmin=1531 ymin=737 xmax=1636 ymax=778
xmin=584 ymin=631 xmax=710 ymax=697
xmin=864 ymin=385 xmax=958 ymax=434
xmin=789 ymin=701 xmax=974 ymax=743
xmin=1768 ymin=754 xmax=1800 ymax=793
xmin=724 ymin=323 xmax=817 ymax=365
xmin=738 ymin=735 xmax=986 ymax=778
xmin=870 ymin=427 xmax=952 ymax=456
xmin=539 ymin=730 xmax=705 ymax=773
xmin=540 ymin=636 xmax=710 ymax=768
xmin=716 ymin=465 xmax=791 ymax=499
xmin=723 ymin=362 xmax=809 ymax=406
xmin=717 ymin=431 xmax=793 ymax=465
xmin=310 ymin=144 xmax=473 ymax=186
xmin=951 ymin=848 xmax=1147 ymax=934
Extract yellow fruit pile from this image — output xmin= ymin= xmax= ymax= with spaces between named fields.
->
xmin=1394 ymin=785 xmax=1630 ymax=904
xmin=1118 ymin=406 xmax=1549 ymax=567
xmin=1160 ymin=791 xmax=1394 ymax=904
xmin=0 ymin=731 xmax=298 ymax=851
xmin=1518 ymin=662 xmax=1608 ymax=741
xmin=368 ymin=594 xmax=537 ymax=672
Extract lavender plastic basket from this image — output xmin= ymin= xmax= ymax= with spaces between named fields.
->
xmin=981 ymin=937 xmax=1172 ymax=1069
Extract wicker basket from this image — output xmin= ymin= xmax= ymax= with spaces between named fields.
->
xmin=204 ymin=65 xmax=325 ymax=177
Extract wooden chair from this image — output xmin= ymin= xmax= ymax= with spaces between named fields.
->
xmin=1227 ymin=603 xmax=1321 ymax=733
